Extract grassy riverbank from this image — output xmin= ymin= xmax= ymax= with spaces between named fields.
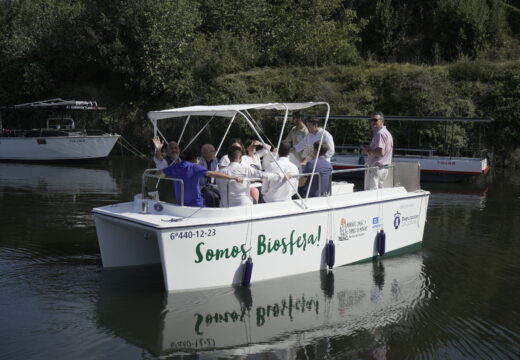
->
xmin=97 ymin=60 xmax=520 ymax=167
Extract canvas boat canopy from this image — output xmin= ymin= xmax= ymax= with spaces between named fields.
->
xmin=0 ymin=98 xmax=106 ymax=111
xmin=147 ymin=102 xmax=328 ymax=120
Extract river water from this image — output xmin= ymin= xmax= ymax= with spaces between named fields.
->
xmin=0 ymin=157 xmax=519 ymax=360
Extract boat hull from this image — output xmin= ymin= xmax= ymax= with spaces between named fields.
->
xmin=93 ymin=187 xmax=429 ymax=292
xmin=332 ymin=154 xmax=489 ymax=182
xmin=0 ymin=135 xmax=120 ymax=162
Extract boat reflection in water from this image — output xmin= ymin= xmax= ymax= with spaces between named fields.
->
xmin=0 ymin=163 xmax=118 ymax=197
xmin=424 ymin=182 xmax=488 ymax=210
xmin=96 ymin=252 xmax=426 ymax=357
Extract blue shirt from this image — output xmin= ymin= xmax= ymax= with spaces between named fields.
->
xmin=300 ymin=158 xmax=333 ymax=197
xmin=163 ymin=161 xmax=208 ymax=207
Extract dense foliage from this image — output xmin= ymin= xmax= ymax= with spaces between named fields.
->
xmin=202 ymin=61 xmax=520 ymax=166
xmin=0 ymin=0 xmax=519 ymax=165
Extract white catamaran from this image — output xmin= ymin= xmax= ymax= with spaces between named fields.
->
xmin=93 ymin=102 xmax=430 ymax=292
xmin=0 ymin=98 xmax=120 ymax=162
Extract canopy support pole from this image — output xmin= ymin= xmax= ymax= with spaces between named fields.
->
xmin=178 ymin=115 xmax=191 ymax=145
xmin=182 ymin=116 xmax=215 ymax=152
xmin=305 ymin=103 xmax=331 ymax=200
xmin=216 ymin=114 xmax=237 ymax=157
xmin=238 ymin=108 xmax=308 ymax=209
xmin=276 ymin=109 xmax=289 ymax=155
xmin=244 ymin=109 xmax=275 ymax=149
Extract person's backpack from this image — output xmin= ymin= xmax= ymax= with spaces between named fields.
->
xmin=202 ymin=184 xmax=221 ymax=207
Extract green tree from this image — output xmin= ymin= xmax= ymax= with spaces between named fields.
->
xmin=79 ymin=0 xmax=201 ymax=100
xmin=260 ymin=0 xmax=365 ymax=67
xmin=0 ymin=0 xmax=85 ymax=101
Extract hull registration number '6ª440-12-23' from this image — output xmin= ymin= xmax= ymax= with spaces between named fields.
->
xmin=170 ymin=229 xmax=216 ymax=240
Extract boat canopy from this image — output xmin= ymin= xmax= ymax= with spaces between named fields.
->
xmin=147 ymin=102 xmax=328 ymax=121
xmin=0 ymin=98 xmax=106 ymax=111
xmin=148 ymin=101 xmax=331 ymax=206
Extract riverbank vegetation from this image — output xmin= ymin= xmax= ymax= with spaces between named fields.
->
xmin=0 ymin=0 xmax=519 ymax=166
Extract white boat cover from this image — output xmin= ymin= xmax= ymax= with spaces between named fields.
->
xmin=147 ymin=102 xmax=328 ymax=120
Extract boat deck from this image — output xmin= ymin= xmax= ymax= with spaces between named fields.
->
xmin=92 ymin=185 xmax=426 ymax=229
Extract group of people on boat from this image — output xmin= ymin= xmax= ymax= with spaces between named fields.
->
xmin=153 ymin=111 xmax=393 ymax=207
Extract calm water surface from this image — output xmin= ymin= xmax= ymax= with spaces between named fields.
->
xmin=0 ymin=158 xmax=519 ymax=360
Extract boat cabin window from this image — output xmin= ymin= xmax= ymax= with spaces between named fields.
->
xmin=46 ymin=117 xmax=75 ymax=130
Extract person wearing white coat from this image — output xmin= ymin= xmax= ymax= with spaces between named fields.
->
xmin=217 ymin=146 xmax=285 ymax=207
xmin=262 ymin=141 xmax=299 ymax=203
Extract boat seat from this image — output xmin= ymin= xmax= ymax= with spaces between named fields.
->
xmin=331 ymin=181 xmax=354 ymax=194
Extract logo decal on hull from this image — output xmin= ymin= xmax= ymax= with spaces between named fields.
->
xmin=394 ymin=211 xmax=401 ymax=229
xmin=372 ymin=216 xmax=383 ymax=231
xmin=338 ymin=217 xmax=368 ymax=241
xmin=394 ymin=211 xmax=420 ymax=229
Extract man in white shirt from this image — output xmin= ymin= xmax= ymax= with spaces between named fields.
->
xmin=263 ymin=141 xmax=299 ymax=203
xmin=199 ymin=143 xmax=220 ymax=207
xmin=293 ymin=117 xmax=335 ymax=162
xmin=364 ymin=112 xmax=394 ymax=190
xmin=152 ymin=136 xmax=181 ymax=203
xmin=199 ymin=143 xmax=218 ymax=185
xmin=284 ymin=111 xmax=308 ymax=163
xmin=217 ymin=146 xmax=285 ymax=207
xmin=152 ymin=136 xmax=180 ymax=169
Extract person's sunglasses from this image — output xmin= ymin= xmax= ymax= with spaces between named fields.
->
xmin=370 ymin=118 xmax=379 ymax=123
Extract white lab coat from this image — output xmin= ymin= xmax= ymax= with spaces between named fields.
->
xmin=262 ymin=157 xmax=299 ymax=203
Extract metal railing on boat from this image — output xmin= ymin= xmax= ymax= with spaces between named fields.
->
xmin=138 ymin=162 xmax=421 ymax=212
xmin=141 ymin=169 xmax=185 ymax=209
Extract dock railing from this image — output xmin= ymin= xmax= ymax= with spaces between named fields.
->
xmin=336 ymin=144 xmax=434 ymax=158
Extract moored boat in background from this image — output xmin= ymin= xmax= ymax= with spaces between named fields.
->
xmin=328 ymin=115 xmax=492 ymax=182
xmin=0 ymin=98 xmax=120 ymax=162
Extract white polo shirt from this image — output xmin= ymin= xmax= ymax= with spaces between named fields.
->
xmin=262 ymin=157 xmax=299 ymax=203
xmin=294 ymin=128 xmax=335 ymax=162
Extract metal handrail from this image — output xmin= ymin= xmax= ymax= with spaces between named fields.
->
xmin=139 ymin=164 xmax=400 ymax=212
xmin=141 ymin=168 xmax=184 ymax=207
xmin=292 ymin=172 xmax=323 ymax=197
xmin=335 ymin=145 xmax=434 ymax=157
xmin=331 ymin=165 xmax=393 ymax=175
xmin=224 ymin=171 xmax=324 ymax=206
xmin=331 ymin=164 xmax=396 ymax=191
xmin=394 ymin=147 xmax=434 ymax=157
